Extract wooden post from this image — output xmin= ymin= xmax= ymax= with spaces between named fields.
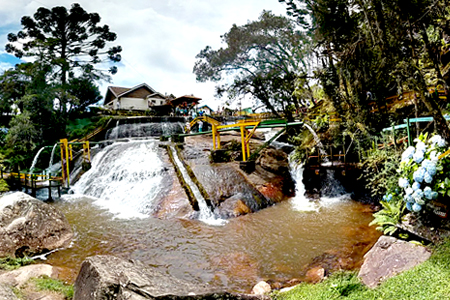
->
xmin=240 ymin=126 xmax=246 ymax=161
xmin=212 ymin=125 xmax=216 ymax=150
xmin=48 ymin=179 xmax=52 ymax=201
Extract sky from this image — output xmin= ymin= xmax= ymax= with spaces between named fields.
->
xmin=0 ymin=0 xmax=288 ymax=109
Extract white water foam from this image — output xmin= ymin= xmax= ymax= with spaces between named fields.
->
xmin=29 ymin=146 xmax=46 ymax=174
xmin=70 ymin=140 xmax=164 ymax=219
xmin=169 ymin=145 xmax=227 ymax=226
xmin=289 ymin=159 xmax=318 ymax=212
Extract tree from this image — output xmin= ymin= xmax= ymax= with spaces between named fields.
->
xmin=193 ymin=10 xmax=313 ymax=118
xmin=5 ymin=3 xmax=122 ymax=86
xmin=281 ymin=0 xmax=450 ymax=141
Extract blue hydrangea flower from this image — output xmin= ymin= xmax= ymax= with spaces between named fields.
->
xmin=430 ymin=135 xmax=446 ymax=147
xmin=412 ymin=203 xmax=422 ymax=212
xmin=398 ymin=178 xmax=409 ymax=188
xmin=424 ymin=186 xmax=433 ymax=199
xmin=427 ymin=165 xmax=437 ymax=176
xmin=412 ymin=182 xmax=421 ymax=191
xmin=424 ymin=172 xmax=433 ymax=183
xmin=416 ymin=141 xmax=427 ymax=153
xmin=404 ymin=194 xmax=414 ymax=203
xmin=412 ymin=189 xmax=424 ymax=203
xmin=401 ymin=146 xmax=415 ymax=162
xmin=416 ymin=198 xmax=426 ymax=205
xmin=413 ymin=150 xmax=424 ymax=163
xmin=413 ymin=167 xmax=426 ymax=183
xmin=405 ymin=187 xmax=414 ymax=195
xmin=431 ymin=191 xmax=439 ymax=199
xmin=387 ymin=194 xmax=393 ymax=202
xmin=406 ymin=202 xmax=413 ymax=211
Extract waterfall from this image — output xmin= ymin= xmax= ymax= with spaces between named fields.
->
xmin=169 ymin=145 xmax=226 ymax=226
xmin=289 ymin=156 xmax=317 ymax=212
xmin=105 ymin=122 xmax=184 ymax=140
xmin=320 ymin=169 xmax=347 ymax=203
xmin=47 ymin=143 xmax=59 ymax=174
xmin=29 ymin=146 xmax=46 ymax=174
xmin=70 ymin=140 xmax=165 ymax=219
xmin=303 ymin=123 xmax=329 ymax=163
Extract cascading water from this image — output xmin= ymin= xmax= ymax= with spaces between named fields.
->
xmin=289 ymin=156 xmax=317 ymax=211
xmin=169 ymin=145 xmax=226 ymax=226
xmin=47 ymin=143 xmax=59 ymax=174
xmin=303 ymin=123 xmax=329 ymax=163
xmin=105 ymin=122 xmax=184 ymax=140
xmin=30 ymin=146 xmax=46 ymax=174
xmin=70 ymin=140 xmax=166 ymax=218
xmin=320 ymin=169 xmax=348 ymax=203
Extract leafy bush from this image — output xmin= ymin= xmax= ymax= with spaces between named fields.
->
xmin=396 ymin=134 xmax=449 ymax=212
xmin=361 ymin=146 xmax=401 ymax=198
xmin=0 ymin=256 xmax=34 ymax=270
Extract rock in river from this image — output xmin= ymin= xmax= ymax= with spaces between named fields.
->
xmin=0 ymin=192 xmax=73 ymax=257
xmin=74 ymin=255 xmax=270 ymax=300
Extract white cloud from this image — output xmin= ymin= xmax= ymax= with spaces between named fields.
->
xmin=0 ymin=0 xmax=288 ymax=108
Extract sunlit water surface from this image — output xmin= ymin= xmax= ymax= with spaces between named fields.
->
xmin=47 ymin=195 xmax=378 ymax=292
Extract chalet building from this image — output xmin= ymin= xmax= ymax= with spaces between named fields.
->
xmin=103 ymin=83 xmax=168 ymax=111
xmin=197 ymin=104 xmax=214 ymax=115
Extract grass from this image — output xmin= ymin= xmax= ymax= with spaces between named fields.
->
xmin=274 ymin=239 xmax=450 ymax=300
xmin=32 ymin=276 xmax=74 ymax=299
xmin=0 ymin=256 xmax=34 ymax=270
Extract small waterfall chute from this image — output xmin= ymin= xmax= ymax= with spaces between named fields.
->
xmin=169 ymin=145 xmax=226 ymax=226
xmin=303 ymin=123 xmax=329 ymax=163
xmin=30 ymin=146 xmax=47 ymax=174
xmin=289 ymin=156 xmax=317 ymax=212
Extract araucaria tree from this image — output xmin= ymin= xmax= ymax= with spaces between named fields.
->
xmin=5 ymin=3 xmax=121 ymax=118
xmin=193 ymin=10 xmax=313 ymax=119
xmin=1 ymin=3 xmax=122 ymax=169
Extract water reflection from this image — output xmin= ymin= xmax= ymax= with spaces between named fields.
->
xmin=47 ymin=196 xmax=379 ymax=292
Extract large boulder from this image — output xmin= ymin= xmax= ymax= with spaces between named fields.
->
xmin=358 ymin=236 xmax=431 ymax=288
xmin=256 ymin=147 xmax=289 ymax=176
xmin=74 ymin=255 xmax=269 ymax=300
xmin=0 ymin=192 xmax=73 ymax=257
xmin=0 ymin=264 xmax=55 ymax=287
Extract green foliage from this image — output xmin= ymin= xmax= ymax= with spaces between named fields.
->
xmin=0 ymin=179 xmax=9 ymax=193
xmin=370 ymin=200 xmax=405 ymax=235
xmin=32 ymin=276 xmax=73 ymax=299
xmin=275 ymin=238 xmax=450 ymax=300
xmin=6 ymin=3 xmax=121 ymax=84
xmin=361 ymin=145 xmax=401 ymax=198
xmin=0 ymin=256 xmax=34 ymax=270
xmin=193 ymin=10 xmax=313 ymax=117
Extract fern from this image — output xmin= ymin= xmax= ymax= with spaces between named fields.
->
xmin=370 ymin=200 xmax=405 ymax=235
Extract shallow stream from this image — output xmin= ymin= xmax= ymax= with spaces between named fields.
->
xmin=37 ymin=127 xmax=380 ymax=293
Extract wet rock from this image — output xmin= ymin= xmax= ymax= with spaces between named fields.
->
xmin=0 ymin=264 xmax=56 ymax=287
xmin=256 ymin=147 xmax=289 ymax=176
xmin=212 ymin=252 xmax=259 ymax=282
xmin=305 ymin=267 xmax=325 ymax=283
xmin=216 ymin=194 xmax=253 ymax=218
xmin=251 ymin=281 xmax=271 ymax=295
xmin=0 ymin=192 xmax=73 ymax=257
xmin=0 ymin=283 xmax=18 ymax=300
xmin=358 ymin=236 xmax=431 ymax=288
xmin=74 ymin=255 xmax=268 ymax=300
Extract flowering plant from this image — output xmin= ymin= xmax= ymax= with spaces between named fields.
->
xmin=392 ymin=134 xmax=450 ymax=213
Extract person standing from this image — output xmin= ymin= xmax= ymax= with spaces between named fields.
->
xmin=198 ymin=120 xmax=203 ymax=132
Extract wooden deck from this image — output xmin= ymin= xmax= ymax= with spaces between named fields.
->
xmin=2 ymin=171 xmax=63 ymax=200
